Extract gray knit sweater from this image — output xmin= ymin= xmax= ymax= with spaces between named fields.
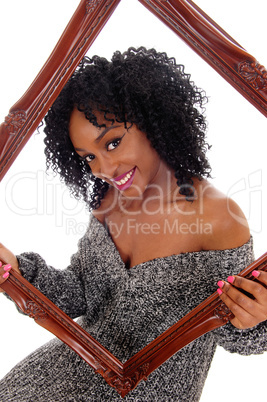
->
xmin=0 ymin=216 xmax=266 ymax=401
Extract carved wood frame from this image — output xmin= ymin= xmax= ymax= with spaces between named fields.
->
xmin=0 ymin=0 xmax=266 ymax=397
xmin=1 ymin=254 xmax=267 ymax=397
xmin=0 ymin=0 xmax=266 ymax=180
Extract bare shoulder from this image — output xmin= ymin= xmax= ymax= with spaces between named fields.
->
xmin=195 ymin=179 xmax=250 ymax=251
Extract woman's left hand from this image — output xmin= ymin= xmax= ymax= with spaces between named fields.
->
xmin=217 ymin=270 xmax=267 ymax=329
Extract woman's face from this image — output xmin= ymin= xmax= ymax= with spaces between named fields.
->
xmin=69 ymin=108 xmax=168 ymax=198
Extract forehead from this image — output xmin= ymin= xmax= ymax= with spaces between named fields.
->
xmin=69 ymin=108 xmax=100 ymax=132
xmin=69 ymin=108 xmax=119 ymax=143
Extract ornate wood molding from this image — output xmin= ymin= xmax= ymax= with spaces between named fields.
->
xmin=3 ymin=111 xmax=27 ymax=136
xmin=25 ymin=300 xmax=48 ymax=321
xmin=138 ymin=0 xmax=267 ymax=117
xmin=86 ymin=0 xmax=103 ymax=14
xmin=0 ymin=0 xmax=121 ymax=181
xmin=1 ymin=1 xmax=266 ymax=396
xmin=1 ymin=253 xmax=267 ymax=397
xmin=1 ymin=0 xmax=266 ymax=181
xmin=238 ymin=61 xmax=267 ymax=91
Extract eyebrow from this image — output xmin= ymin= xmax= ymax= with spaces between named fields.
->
xmin=95 ymin=125 xmax=120 ymax=143
xmin=74 ymin=125 xmax=121 ymax=153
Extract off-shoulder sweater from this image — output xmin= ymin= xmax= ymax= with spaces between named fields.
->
xmin=0 ymin=216 xmax=266 ymax=401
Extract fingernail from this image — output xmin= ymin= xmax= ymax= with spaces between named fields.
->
xmin=252 ymin=270 xmax=260 ymax=278
xmin=0 ymin=261 xmax=2 ymax=267
xmin=4 ymin=264 xmax=12 ymax=272
xmin=217 ymin=288 xmax=223 ymax=296
xmin=227 ymin=276 xmax=235 ymax=284
xmin=3 ymin=272 xmax=9 ymax=279
xmin=217 ymin=280 xmax=224 ymax=288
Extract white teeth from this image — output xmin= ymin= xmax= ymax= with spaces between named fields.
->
xmin=115 ymin=168 xmax=134 ymax=186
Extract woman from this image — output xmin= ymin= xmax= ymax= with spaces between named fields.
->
xmin=0 ymin=47 xmax=267 ymax=401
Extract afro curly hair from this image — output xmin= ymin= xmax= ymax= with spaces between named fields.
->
xmin=44 ymin=47 xmax=211 ymax=210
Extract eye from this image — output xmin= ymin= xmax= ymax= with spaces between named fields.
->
xmin=106 ymin=138 xmax=122 ymax=151
xmin=84 ymin=154 xmax=95 ymax=163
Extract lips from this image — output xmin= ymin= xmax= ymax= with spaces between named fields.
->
xmin=111 ymin=167 xmax=136 ymax=191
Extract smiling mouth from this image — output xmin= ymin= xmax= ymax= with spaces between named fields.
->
xmin=111 ymin=167 xmax=136 ymax=190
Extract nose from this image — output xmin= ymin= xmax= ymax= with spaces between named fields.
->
xmin=91 ymin=155 xmax=118 ymax=181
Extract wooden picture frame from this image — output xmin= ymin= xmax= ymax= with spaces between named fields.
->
xmin=0 ymin=0 xmax=266 ymax=397
xmin=0 ymin=0 xmax=266 ymax=181
xmin=1 ymin=254 xmax=267 ymax=397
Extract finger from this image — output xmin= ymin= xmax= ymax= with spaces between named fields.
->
xmin=251 ymin=270 xmax=267 ymax=286
xmin=217 ymin=284 xmax=260 ymax=329
xmin=0 ymin=263 xmax=12 ymax=285
xmin=218 ymin=280 xmax=259 ymax=314
xmin=0 ymin=244 xmax=19 ymax=271
xmin=217 ymin=278 xmax=267 ymax=328
xmin=227 ymin=274 xmax=267 ymax=305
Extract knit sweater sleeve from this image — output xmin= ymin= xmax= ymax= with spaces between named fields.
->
xmin=16 ymin=246 xmax=86 ymax=319
xmin=6 ymin=216 xmax=124 ymax=325
xmin=213 ymin=321 xmax=267 ymax=355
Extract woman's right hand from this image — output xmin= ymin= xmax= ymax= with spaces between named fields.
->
xmin=0 ymin=243 xmax=21 ymax=292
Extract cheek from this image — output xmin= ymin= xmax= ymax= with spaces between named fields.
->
xmin=135 ymin=154 xmax=161 ymax=186
xmin=143 ymin=149 xmax=161 ymax=171
xmin=87 ymin=161 xmax=102 ymax=179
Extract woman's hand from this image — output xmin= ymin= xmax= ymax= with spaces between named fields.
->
xmin=217 ymin=270 xmax=267 ymax=329
xmin=0 ymin=243 xmax=21 ymax=293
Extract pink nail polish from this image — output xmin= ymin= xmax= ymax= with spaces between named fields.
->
xmin=227 ymin=276 xmax=235 ymax=284
xmin=217 ymin=280 xmax=224 ymax=288
xmin=4 ymin=264 xmax=12 ymax=272
xmin=252 ymin=270 xmax=260 ymax=278
xmin=3 ymin=272 xmax=9 ymax=279
xmin=0 ymin=261 xmax=2 ymax=267
xmin=217 ymin=288 xmax=223 ymax=296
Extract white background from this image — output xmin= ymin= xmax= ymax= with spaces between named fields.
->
xmin=0 ymin=1 xmax=266 ymax=401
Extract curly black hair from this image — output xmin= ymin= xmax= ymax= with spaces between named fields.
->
xmin=44 ymin=46 xmax=211 ymax=210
